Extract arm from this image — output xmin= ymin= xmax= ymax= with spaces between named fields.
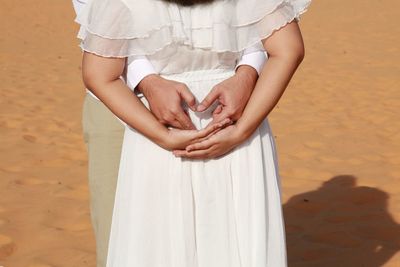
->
xmin=73 ymin=0 xmax=197 ymax=130
xmin=174 ymin=21 xmax=305 ymax=159
xmin=82 ymin=52 xmax=229 ymax=150
xmin=126 ymin=47 xmax=266 ymax=131
xmin=236 ymin=21 xmax=304 ymax=139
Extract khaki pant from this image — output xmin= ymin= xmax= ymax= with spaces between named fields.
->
xmin=82 ymin=93 xmax=124 ymax=267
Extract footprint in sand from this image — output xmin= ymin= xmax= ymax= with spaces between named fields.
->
xmin=23 ymin=134 xmax=37 ymax=143
xmin=43 ymin=215 xmax=91 ymax=232
xmin=347 ymin=158 xmax=364 ymax=165
xmin=304 ymin=141 xmax=325 ymax=149
xmin=0 ymin=165 xmax=24 ymax=173
xmin=319 ymin=156 xmax=343 ymax=164
xmin=0 ymin=234 xmax=16 ymax=259
xmin=52 ymin=184 xmax=88 ymax=200
xmin=13 ymin=177 xmax=48 ymax=186
xmin=0 ymin=219 xmax=7 ymax=227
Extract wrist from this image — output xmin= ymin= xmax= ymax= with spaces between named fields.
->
xmin=235 ymin=65 xmax=258 ymax=87
xmin=137 ymin=74 xmax=160 ymax=94
xmin=156 ymin=127 xmax=172 ymax=150
xmin=234 ymin=120 xmax=255 ymax=143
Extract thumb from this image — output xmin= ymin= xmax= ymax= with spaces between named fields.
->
xmin=197 ymin=87 xmax=220 ymax=112
xmin=212 ymin=108 xmax=232 ymax=124
xmin=178 ymin=85 xmax=197 ymax=111
xmin=213 ymin=104 xmax=223 ymax=115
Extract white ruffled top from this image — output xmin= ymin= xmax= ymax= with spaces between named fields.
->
xmin=75 ymin=0 xmax=311 ymax=74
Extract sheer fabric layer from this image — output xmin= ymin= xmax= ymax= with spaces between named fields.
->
xmin=75 ymin=0 xmax=311 ymax=57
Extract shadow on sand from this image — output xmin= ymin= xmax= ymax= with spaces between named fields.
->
xmin=284 ymin=175 xmax=400 ymax=267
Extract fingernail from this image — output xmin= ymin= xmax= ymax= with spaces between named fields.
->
xmin=197 ymin=104 xmax=205 ymax=111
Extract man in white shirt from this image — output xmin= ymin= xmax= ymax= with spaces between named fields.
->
xmin=73 ymin=1 xmax=267 ymax=266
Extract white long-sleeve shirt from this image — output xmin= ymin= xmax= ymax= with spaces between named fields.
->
xmin=72 ymin=0 xmax=267 ymax=100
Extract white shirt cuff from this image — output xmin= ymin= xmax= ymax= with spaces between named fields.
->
xmin=235 ymin=50 xmax=268 ymax=76
xmin=126 ymin=57 xmax=157 ymax=97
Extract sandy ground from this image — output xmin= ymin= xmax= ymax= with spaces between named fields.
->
xmin=0 ymin=0 xmax=399 ymax=266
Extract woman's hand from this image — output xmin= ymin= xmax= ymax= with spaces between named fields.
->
xmin=161 ymin=118 xmax=233 ymax=151
xmin=172 ymin=123 xmax=245 ymax=159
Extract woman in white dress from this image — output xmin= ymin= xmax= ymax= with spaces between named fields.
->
xmin=76 ymin=0 xmax=311 ymax=266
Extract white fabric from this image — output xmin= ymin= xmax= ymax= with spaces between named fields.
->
xmin=72 ymin=0 xmax=268 ymax=100
xmin=75 ymin=0 xmax=311 ymax=58
xmin=106 ymin=68 xmax=287 ymax=267
xmin=72 ymin=0 xmax=86 ymax=13
xmin=126 ymin=56 xmax=157 ymax=98
xmin=72 ymin=0 xmax=156 ymax=100
xmin=85 ymin=48 xmax=266 ymax=101
xmin=235 ymin=50 xmax=267 ymax=76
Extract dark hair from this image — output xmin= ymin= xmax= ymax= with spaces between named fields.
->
xmin=162 ymin=0 xmax=216 ymax=6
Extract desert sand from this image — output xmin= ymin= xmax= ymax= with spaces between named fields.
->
xmin=0 ymin=0 xmax=399 ymax=266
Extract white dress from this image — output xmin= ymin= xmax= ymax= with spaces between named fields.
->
xmin=75 ymin=0 xmax=311 ymax=266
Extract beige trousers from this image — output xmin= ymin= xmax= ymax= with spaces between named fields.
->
xmin=82 ymin=93 xmax=124 ymax=267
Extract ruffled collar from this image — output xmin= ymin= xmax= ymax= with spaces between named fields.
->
xmin=75 ymin=0 xmax=311 ymax=57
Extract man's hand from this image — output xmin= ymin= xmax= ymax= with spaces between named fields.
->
xmin=137 ymin=74 xmax=198 ymax=130
xmin=196 ymin=65 xmax=258 ymax=126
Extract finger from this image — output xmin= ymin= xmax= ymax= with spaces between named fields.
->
xmin=174 ymin=147 xmax=215 ymax=159
xmin=194 ymin=123 xmax=220 ymax=139
xmin=166 ymin=119 xmax=185 ymax=130
xmin=186 ymin=139 xmax=214 ymax=152
xmin=190 ymin=127 xmax=220 ymax=145
xmin=214 ymin=107 xmax=235 ymax=120
xmin=158 ymin=115 xmax=181 ymax=129
xmin=192 ymin=118 xmax=231 ymax=142
xmin=212 ymin=104 xmax=223 ymax=115
xmin=198 ymin=117 xmax=231 ymax=138
xmin=197 ymin=87 xmax=220 ymax=112
xmin=178 ymin=85 xmax=197 ymax=111
xmin=192 ymin=118 xmax=234 ymax=144
xmin=204 ymin=113 xmax=233 ymax=129
xmin=174 ymin=109 xmax=196 ymax=130
xmin=172 ymin=149 xmax=186 ymax=156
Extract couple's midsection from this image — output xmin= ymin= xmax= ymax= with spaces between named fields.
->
xmin=171 ymin=69 xmax=235 ymax=129
xmin=140 ymin=68 xmax=235 ymax=129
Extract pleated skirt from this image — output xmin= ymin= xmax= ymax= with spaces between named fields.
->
xmin=106 ymin=68 xmax=287 ymax=267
